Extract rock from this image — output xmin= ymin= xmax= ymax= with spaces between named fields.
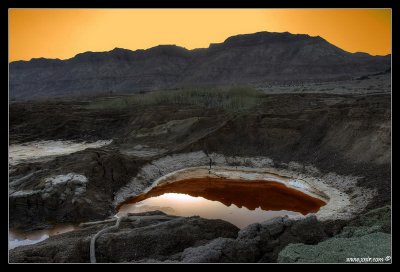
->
xmin=237 ymin=223 xmax=262 ymax=240
xmin=338 ymin=225 xmax=382 ymax=238
xmin=355 ymin=205 xmax=390 ymax=228
xmin=181 ymin=235 xmax=263 ymax=263
xmin=233 ymin=237 xmax=262 ymax=262
xmin=288 ymin=215 xmax=327 ymax=244
xmin=260 ymin=216 xmax=286 ymax=236
xmin=9 ymin=150 xmax=145 ymax=230
xmin=9 ymin=212 xmax=239 ymax=263
xmin=181 ymin=238 xmax=237 ymax=263
xmin=277 ymin=232 xmax=391 ymax=263
xmin=337 ymin=205 xmax=391 ymax=238
xmin=95 ymin=216 xmax=238 ymax=262
xmin=277 ymin=206 xmax=392 ymax=263
xmin=177 ymin=215 xmax=328 ymax=263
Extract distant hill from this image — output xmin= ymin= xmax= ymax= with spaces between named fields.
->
xmin=9 ymin=31 xmax=390 ymax=99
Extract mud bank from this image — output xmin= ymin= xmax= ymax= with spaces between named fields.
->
xmin=9 ymin=140 xmax=112 ymax=166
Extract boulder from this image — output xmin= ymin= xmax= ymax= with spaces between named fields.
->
xmin=278 ymin=232 xmax=391 ymax=263
xmin=178 ymin=215 xmax=327 ymax=263
xmin=277 ymin=206 xmax=392 ymax=263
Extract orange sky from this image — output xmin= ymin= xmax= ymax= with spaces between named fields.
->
xmin=9 ymin=9 xmax=391 ymax=62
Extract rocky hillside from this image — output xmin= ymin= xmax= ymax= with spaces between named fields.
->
xmin=10 ymin=31 xmax=390 ymax=100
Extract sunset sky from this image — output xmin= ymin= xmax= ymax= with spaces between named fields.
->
xmin=9 ymin=9 xmax=391 ymax=62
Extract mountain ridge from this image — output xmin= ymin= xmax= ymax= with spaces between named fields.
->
xmin=11 ymin=31 xmax=391 ymax=63
xmin=10 ymin=31 xmax=391 ymax=99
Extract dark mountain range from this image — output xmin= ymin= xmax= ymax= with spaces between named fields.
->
xmin=10 ymin=31 xmax=390 ymax=99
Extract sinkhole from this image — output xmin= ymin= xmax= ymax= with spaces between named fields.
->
xmin=9 ymin=167 xmax=329 ymax=249
xmin=117 ymin=173 xmax=327 ymax=228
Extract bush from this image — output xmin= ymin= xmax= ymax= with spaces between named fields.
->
xmin=86 ymin=86 xmax=261 ymax=113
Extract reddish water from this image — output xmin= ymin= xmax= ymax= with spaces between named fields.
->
xmin=118 ymin=178 xmax=326 ymax=228
xmin=9 ymin=177 xmax=327 ymax=249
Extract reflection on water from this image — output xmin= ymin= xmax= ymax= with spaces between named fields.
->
xmin=119 ymin=193 xmax=303 ymax=228
xmin=118 ymin=178 xmax=326 ymax=228
xmin=9 ymin=178 xmax=327 ymax=249
xmin=9 ymin=224 xmax=77 ymax=249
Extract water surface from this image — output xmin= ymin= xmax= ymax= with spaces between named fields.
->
xmin=118 ymin=178 xmax=326 ymax=228
xmin=9 ymin=224 xmax=77 ymax=249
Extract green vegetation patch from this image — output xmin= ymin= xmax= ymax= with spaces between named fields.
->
xmin=85 ymin=87 xmax=261 ymax=113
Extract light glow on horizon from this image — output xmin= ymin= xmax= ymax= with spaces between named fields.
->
xmin=9 ymin=9 xmax=391 ymax=62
